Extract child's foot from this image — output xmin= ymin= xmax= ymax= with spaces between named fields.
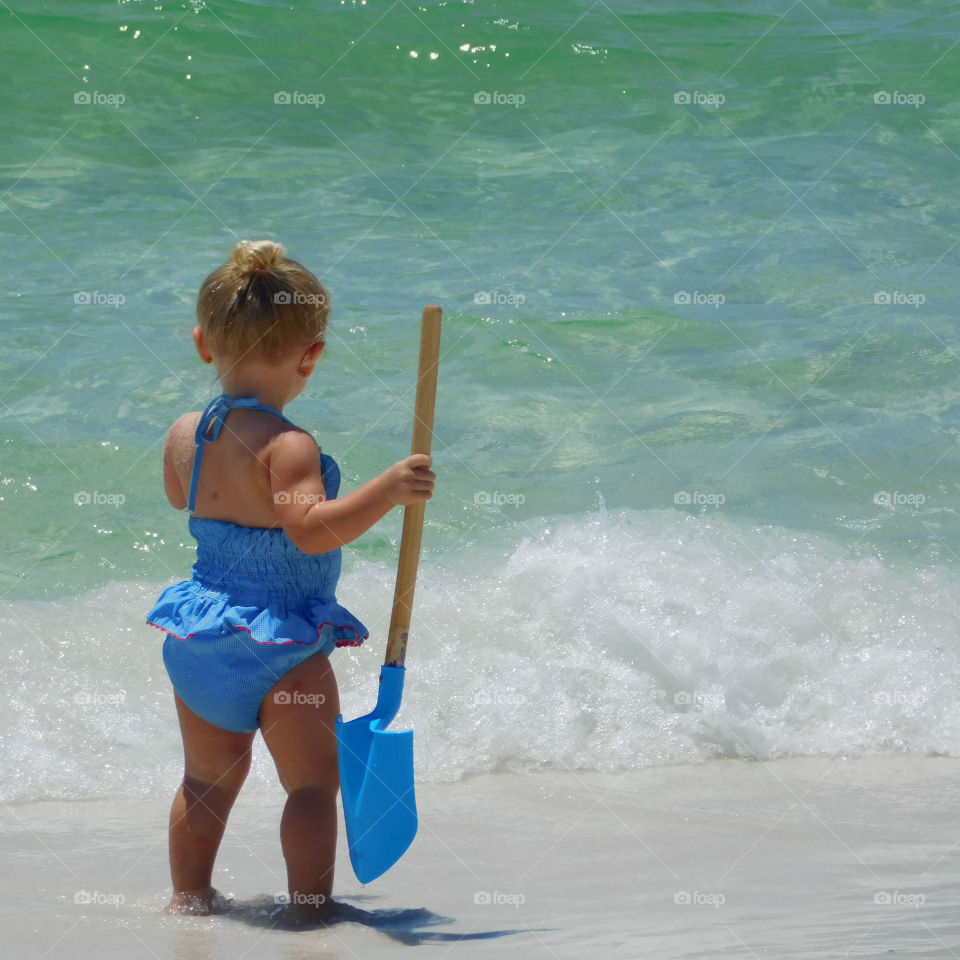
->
xmin=164 ymin=886 xmax=231 ymax=916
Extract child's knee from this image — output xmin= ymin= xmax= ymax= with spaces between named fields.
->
xmin=279 ymin=755 xmax=339 ymax=796
xmin=285 ymin=782 xmax=337 ymax=814
xmin=185 ymin=745 xmax=252 ymax=795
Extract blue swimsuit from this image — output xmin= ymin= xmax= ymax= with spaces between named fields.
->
xmin=146 ymin=394 xmax=368 ymax=733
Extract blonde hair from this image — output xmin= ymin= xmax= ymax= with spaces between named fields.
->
xmin=197 ymin=240 xmax=330 ymax=360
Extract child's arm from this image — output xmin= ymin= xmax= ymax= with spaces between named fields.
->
xmin=269 ymin=430 xmax=434 ymax=554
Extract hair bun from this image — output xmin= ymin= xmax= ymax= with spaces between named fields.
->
xmin=231 ymin=239 xmax=286 ymax=274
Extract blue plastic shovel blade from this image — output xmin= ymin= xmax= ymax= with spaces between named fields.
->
xmin=336 ymin=665 xmax=417 ymax=883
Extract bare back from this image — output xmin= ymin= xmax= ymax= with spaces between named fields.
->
xmin=163 ymin=408 xmax=325 ymax=527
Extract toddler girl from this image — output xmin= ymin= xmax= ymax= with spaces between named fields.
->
xmin=147 ymin=239 xmax=434 ymax=920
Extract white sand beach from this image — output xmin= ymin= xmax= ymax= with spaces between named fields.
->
xmin=4 ymin=756 xmax=960 ymax=959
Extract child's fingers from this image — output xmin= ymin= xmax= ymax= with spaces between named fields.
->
xmin=385 ymin=456 xmax=435 ymax=505
xmin=409 ymin=471 xmax=434 ymax=497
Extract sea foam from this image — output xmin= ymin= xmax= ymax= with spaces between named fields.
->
xmin=1 ymin=506 xmax=957 ymax=801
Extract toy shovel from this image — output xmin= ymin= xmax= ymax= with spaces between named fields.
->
xmin=335 ymin=304 xmax=441 ymax=883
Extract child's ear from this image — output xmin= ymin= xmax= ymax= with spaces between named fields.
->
xmin=193 ymin=326 xmax=214 ymax=364
xmin=298 ymin=340 xmax=325 ymax=372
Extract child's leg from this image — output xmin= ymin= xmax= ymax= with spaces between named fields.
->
xmin=258 ymin=652 xmax=340 ymax=919
xmin=167 ymin=692 xmax=255 ymax=914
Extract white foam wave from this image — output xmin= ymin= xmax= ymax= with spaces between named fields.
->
xmin=1 ymin=507 xmax=958 ymax=801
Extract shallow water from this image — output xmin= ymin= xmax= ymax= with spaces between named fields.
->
xmin=4 ymin=761 xmax=960 ymax=958
xmin=2 ymin=0 xmax=959 ymax=799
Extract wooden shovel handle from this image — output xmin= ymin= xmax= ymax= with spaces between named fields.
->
xmin=384 ymin=305 xmax=442 ymax=668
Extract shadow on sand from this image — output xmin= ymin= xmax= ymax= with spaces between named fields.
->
xmin=221 ymin=893 xmax=536 ymax=946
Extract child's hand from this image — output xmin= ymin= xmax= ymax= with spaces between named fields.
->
xmin=381 ymin=455 xmax=435 ymax=506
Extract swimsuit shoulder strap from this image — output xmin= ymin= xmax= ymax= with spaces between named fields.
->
xmin=187 ymin=394 xmax=294 ymax=513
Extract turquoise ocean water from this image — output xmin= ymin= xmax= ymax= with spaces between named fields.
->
xmin=2 ymin=1 xmax=960 ymax=800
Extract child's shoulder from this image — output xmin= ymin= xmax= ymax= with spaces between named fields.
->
xmin=166 ymin=410 xmax=201 ymax=449
xmin=265 ymin=420 xmax=321 ymax=461
xmin=170 ymin=410 xmax=201 ymax=432
xmin=261 ymin=421 xmax=324 ymax=485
